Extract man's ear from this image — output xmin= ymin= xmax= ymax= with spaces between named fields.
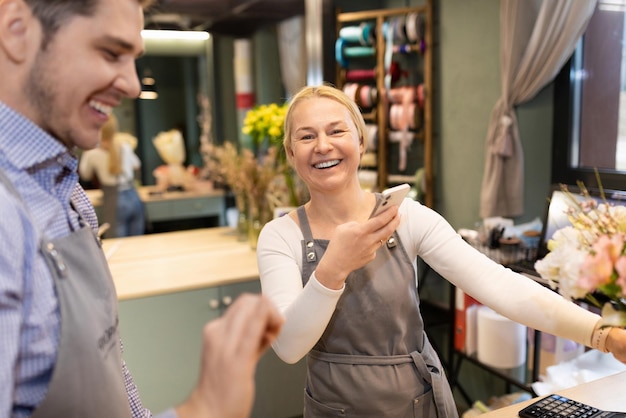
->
xmin=0 ymin=0 xmax=36 ymax=63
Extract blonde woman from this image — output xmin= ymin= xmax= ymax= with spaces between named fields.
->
xmin=257 ymin=84 xmax=626 ymax=417
xmin=79 ymin=114 xmax=145 ymax=237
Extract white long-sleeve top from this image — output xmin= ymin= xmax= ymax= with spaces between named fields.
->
xmin=256 ymin=198 xmax=601 ymax=364
xmin=79 ymin=142 xmax=140 ymax=188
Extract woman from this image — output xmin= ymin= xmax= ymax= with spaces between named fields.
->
xmin=79 ymin=114 xmax=145 ymax=237
xmin=256 ymin=84 xmax=626 ymax=417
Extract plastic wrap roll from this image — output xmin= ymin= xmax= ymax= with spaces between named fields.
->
xmin=477 ymin=306 xmax=527 ymax=369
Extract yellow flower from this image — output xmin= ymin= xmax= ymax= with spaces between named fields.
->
xmin=242 ymin=102 xmax=288 ymax=148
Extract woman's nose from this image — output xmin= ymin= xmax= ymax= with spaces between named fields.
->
xmin=315 ymin=134 xmax=333 ymax=152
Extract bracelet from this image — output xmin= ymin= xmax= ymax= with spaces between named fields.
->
xmin=591 ymin=325 xmax=611 ymax=353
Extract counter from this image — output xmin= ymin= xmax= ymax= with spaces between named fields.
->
xmin=106 ymin=227 xmax=307 ymax=417
xmin=86 ymin=185 xmax=226 ymax=227
xmin=102 ymin=227 xmax=258 ymax=300
xmin=482 ymin=371 xmax=626 ymax=417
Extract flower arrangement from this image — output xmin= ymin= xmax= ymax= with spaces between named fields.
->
xmin=534 ymin=181 xmax=626 ymax=328
xmin=242 ymin=102 xmax=288 ymax=149
xmin=204 ymin=140 xmax=294 ymax=246
xmin=242 ymin=101 xmax=306 ymax=208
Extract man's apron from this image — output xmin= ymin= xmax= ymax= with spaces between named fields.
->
xmin=297 ymin=205 xmax=457 ymax=418
xmin=0 ymin=169 xmax=132 ymax=417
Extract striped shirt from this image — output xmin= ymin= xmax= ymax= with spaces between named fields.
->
xmin=0 ymin=101 xmax=176 ymax=418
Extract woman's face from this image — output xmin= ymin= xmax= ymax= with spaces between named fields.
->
xmin=287 ymin=97 xmax=364 ymax=194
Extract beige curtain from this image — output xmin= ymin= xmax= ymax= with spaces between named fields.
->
xmin=479 ymin=0 xmax=597 ymax=218
xmin=277 ymin=15 xmax=307 ymax=99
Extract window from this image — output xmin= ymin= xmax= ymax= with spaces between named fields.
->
xmin=552 ymin=1 xmax=626 ymax=191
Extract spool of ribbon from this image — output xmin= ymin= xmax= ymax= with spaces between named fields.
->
xmin=356 ymin=84 xmax=378 ymax=108
xmin=365 ymin=123 xmax=378 ymax=152
xmin=342 ymin=83 xmax=359 ymax=102
xmin=345 ymin=69 xmax=377 ymax=82
xmin=405 ymin=12 xmax=421 ymax=43
xmin=339 ymin=22 xmax=375 ymax=46
xmin=335 ymin=38 xmax=376 ymax=68
xmin=416 ymin=83 xmax=425 ymax=109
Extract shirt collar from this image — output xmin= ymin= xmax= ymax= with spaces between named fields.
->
xmin=0 ymin=100 xmax=77 ymax=173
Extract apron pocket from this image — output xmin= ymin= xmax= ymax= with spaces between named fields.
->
xmin=412 ymin=387 xmax=437 ymax=418
xmin=304 ymin=388 xmax=347 ymax=417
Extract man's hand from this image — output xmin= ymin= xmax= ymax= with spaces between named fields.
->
xmin=176 ymin=293 xmax=284 ymax=418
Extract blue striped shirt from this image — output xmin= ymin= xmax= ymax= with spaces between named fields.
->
xmin=0 ymin=101 xmax=176 ymax=418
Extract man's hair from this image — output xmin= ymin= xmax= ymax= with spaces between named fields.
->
xmin=24 ymin=0 xmax=154 ymax=46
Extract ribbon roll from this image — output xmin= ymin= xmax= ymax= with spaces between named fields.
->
xmin=345 ymin=69 xmax=377 ymax=82
xmin=357 ymin=85 xmax=378 ymax=108
xmin=393 ymin=16 xmax=407 ymax=43
xmin=339 ymin=22 xmax=375 ymax=46
xmin=344 ymin=46 xmax=375 ymax=58
xmin=339 ymin=25 xmax=363 ymax=43
xmin=342 ymin=83 xmax=359 ymax=103
xmin=417 ymin=83 xmax=425 ymax=109
xmin=365 ymin=123 xmax=378 ymax=152
xmin=335 ymin=38 xmax=375 ymax=68
xmin=405 ymin=12 xmax=420 ymax=43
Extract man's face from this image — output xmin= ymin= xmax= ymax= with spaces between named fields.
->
xmin=24 ymin=0 xmax=145 ymax=150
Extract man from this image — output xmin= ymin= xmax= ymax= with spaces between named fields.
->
xmin=0 ymin=0 xmax=283 ymax=417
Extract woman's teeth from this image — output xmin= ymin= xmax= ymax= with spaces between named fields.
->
xmin=315 ymin=160 xmax=340 ymax=169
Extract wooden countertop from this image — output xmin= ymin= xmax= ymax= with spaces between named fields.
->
xmin=102 ymin=227 xmax=259 ymax=300
xmin=482 ymin=371 xmax=626 ymax=417
xmin=85 ymin=184 xmax=224 ymax=207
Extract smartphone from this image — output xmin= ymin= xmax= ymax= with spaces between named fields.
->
xmin=370 ymin=183 xmax=410 ymax=218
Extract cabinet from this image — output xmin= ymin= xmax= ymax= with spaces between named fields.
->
xmin=335 ymin=2 xmax=434 ymax=207
xmin=118 ymin=280 xmax=307 ymax=417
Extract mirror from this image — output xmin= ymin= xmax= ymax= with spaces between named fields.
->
xmin=116 ymin=30 xmax=216 ymax=186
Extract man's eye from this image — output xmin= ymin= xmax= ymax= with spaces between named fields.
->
xmin=103 ymin=49 xmax=120 ymax=60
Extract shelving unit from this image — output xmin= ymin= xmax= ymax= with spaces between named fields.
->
xmin=335 ymin=2 xmax=434 ymax=207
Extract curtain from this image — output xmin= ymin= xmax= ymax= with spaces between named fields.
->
xmin=277 ymin=15 xmax=307 ymax=99
xmin=479 ymin=0 xmax=597 ymax=219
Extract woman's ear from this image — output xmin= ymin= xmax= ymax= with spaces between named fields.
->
xmin=0 ymin=0 xmax=37 ymax=63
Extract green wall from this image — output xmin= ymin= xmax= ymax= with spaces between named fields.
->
xmin=435 ymin=0 xmax=552 ymax=229
xmin=135 ymin=0 xmax=555 ymax=226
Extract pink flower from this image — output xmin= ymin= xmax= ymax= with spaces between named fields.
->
xmin=616 ymin=256 xmax=626 ymax=297
xmin=578 ymin=235 xmax=622 ymax=291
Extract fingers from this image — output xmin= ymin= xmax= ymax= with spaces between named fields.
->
xmin=215 ymin=293 xmax=284 ymax=359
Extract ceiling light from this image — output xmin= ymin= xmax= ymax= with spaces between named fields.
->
xmin=141 ymin=30 xmax=210 ymax=41
xmin=139 ymin=69 xmax=158 ymax=100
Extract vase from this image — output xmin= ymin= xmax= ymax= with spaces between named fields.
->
xmin=248 ymin=217 xmax=263 ymax=250
xmin=235 ymin=194 xmax=249 ymax=242
xmin=247 ymin=195 xmax=272 ymax=250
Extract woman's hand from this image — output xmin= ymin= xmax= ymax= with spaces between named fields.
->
xmin=606 ymin=327 xmax=626 ymax=364
xmin=314 ymin=206 xmax=401 ymax=290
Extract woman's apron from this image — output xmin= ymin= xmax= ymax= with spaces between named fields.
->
xmin=0 ymin=170 xmax=132 ymax=417
xmin=297 ymin=205 xmax=457 ymax=418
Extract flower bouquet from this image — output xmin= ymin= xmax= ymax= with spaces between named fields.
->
xmin=534 ymin=181 xmax=626 ymax=328
xmin=242 ymin=102 xmax=306 ymax=207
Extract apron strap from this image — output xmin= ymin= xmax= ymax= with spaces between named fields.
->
xmin=297 ymin=206 xmax=318 ymax=263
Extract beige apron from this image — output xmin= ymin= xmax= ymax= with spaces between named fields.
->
xmin=0 ymin=169 xmax=131 ymax=417
xmin=297 ymin=204 xmax=458 ymax=418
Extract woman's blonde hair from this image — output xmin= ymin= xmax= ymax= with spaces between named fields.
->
xmin=283 ymin=84 xmax=368 ymax=155
xmin=100 ymin=114 xmax=122 ymax=176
